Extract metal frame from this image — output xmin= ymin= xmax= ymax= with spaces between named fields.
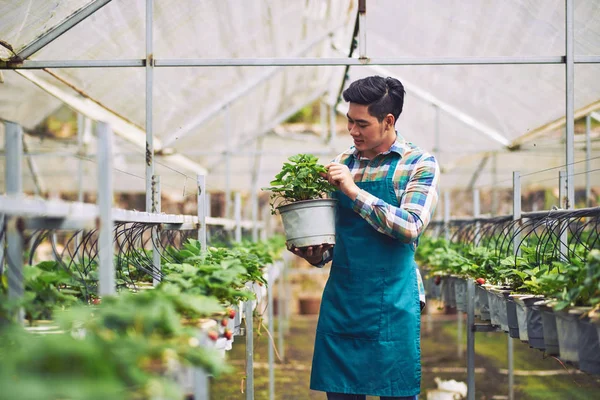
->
xmin=2 ymin=2 xmax=599 ymax=399
xmin=3 ymin=55 xmax=600 ymax=69
xmin=13 ymin=0 xmax=114 ymax=60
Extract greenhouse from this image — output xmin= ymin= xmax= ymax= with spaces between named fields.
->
xmin=0 ymin=0 xmax=599 ymax=399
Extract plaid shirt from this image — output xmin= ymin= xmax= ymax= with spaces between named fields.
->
xmin=317 ymin=134 xmax=439 ymax=266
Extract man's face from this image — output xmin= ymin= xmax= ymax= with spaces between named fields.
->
xmin=346 ymin=103 xmax=395 ymax=159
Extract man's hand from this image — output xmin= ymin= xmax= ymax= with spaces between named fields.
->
xmin=286 ymin=243 xmax=333 ymax=265
xmin=325 ymin=163 xmax=359 ymax=200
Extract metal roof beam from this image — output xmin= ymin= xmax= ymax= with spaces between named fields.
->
xmin=16 ymin=70 xmax=207 ymax=176
xmin=160 ymin=23 xmax=346 ymax=149
xmin=508 ymin=99 xmax=600 ymax=148
xmin=365 ymin=64 xmax=511 ymax=147
xmin=14 ymin=0 xmax=113 ymax=60
xmin=201 ymin=87 xmax=327 ymax=172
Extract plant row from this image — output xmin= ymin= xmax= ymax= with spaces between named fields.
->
xmin=0 ymin=235 xmax=286 ymax=400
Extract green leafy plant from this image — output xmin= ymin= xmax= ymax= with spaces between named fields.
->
xmin=262 ymin=153 xmax=336 ymax=213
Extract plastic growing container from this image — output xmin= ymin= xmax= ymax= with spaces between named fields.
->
xmin=512 ymin=295 xmax=530 ymax=342
xmin=534 ymin=300 xmax=559 ymax=356
xmin=454 ymin=277 xmax=467 ymax=312
xmin=475 ymin=284 xmax=491 ymax=321
xmin=523 ymin=296 xmax=545 ymax=350
xmin=555 ymin=309 xmax=580 ymax=364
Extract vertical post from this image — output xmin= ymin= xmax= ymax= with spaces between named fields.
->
xmin=238 ymin=190 xmax=252 ymax=400
xmin=565 ymin=0 xmax=575 ymax=210
xmin=491 ymin=152 xmax=498 ymax=216
xmin=358 ymin=0 xmax=367 ymax=58
xmin=251 ymin=138 xmax=263 ymax=242
xmin=97 ymin=122 xmax=115 ymax=296
xmin=433 ymin=105 xmax=440 ymax=154
xmin=320 ymin=101 xmax=327 ymax=139
xmin=466 ymin=276 xmax=475 ymax=400
xmin=509 ymin=171 xmax=521 ymax=400
xmin=585 ymin=115 xmax=592 ymax=207
xmin=197 ymin=175 xmax=207 ymax=252
xmin=145 ymin=0 xmax=154 ymax=213
xmin=559 ymin=171 xmax=568 ymax=261
xmin=195 ymin=174 xmax=209 ymax=400
xmin=473 ymin=189 xmax=481 ymax=243
xmin=443 ymin=191 xmax=450 ymax=241
xmin=267 ymin=265 xmax=275 ymax=400
xmin=278 ymin=258 xmax=285 ymax=361
xmin=152 ymin=175 xmax=161 ymax=287
xmin=467 ymin=187 xmax=480 ymax=400
xmin=235 ymin=192 xmax=242 ymax=243
xmin=245 ymin=281 xmax=254 ymax=400
xmin=225 ymin=105 xmax=232 ymax=219
xmin=77 ymin=114 xmax=86 ymax=203
xmin=329 ymin=99 xmax=337 ymax=144
xmin=205 ymin=192 xmax=212 ymax=245
xmin=5 ymin=121 xmax=24 ymax=322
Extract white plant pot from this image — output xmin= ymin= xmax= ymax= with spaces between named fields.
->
xmin=277 ymin=198 xmax=337 ymax=248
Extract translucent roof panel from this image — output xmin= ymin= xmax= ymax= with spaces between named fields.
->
xmin=0 ymin=0 xmax=94 ymax=59
xmin=1 ymin=0 xmax=599 ymax=195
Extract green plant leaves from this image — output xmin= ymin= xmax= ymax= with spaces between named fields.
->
xmin=261 ymin=153 xmax=337 ymax=212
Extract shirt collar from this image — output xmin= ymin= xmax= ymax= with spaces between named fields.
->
xmin=351 ymin=133 xmax=409 ymax=160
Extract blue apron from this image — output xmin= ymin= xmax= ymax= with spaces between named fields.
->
xmin=310 ymin=155 xmax=421 ymax=397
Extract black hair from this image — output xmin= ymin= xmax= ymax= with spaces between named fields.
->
xmin=342 ymin=76 xmax=405 ymax=123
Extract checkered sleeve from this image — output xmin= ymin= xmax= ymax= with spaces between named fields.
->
xmin=352 ymin=154 xmax=440 ymax=243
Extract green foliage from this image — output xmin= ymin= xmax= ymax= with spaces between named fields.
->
xmin=262 ymin=154 xmax=336 ymax=213
xmin=419 ymin=234 xmax=600 ymax=311
xmin=0 ymin=235 xmax=287 ymax=399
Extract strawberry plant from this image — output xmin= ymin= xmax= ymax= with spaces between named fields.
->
xmin=262 ymin=153 xmax=336 ymax=213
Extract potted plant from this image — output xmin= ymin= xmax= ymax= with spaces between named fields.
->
xmin=262 ymin=154 xmax=337 ymax=248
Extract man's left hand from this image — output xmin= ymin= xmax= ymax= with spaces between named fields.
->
xmin=325 ymin=163 xmax=359 ymax=200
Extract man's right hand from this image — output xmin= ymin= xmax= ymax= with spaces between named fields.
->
xmin=286 ymin=243 xmax=333 ymax=265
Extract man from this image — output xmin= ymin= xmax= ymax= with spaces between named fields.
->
xmin=289 ymin=76 xmax=439 ymax=399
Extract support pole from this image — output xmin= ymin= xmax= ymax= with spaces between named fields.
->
xmin=585 ymin=115 xmax=592 ymax=207
xmin=77 ymin=113 xmax=86 ymax=204
xmin=467 ymin=189 xmax=479 ymax=400
xmin=358 ymin=0 xmax=367 ymax=58
xmin=559 ymin=171 xmax=568 ymax=261
xmin=267 ymin=265 xmax=275 ymax=400
xmin=195 ymin=173 xmax=209 ymax=400
xmin=225 ymin=105 xmax=232 ymax=219
xmin=152 ymin=175 xmax=161 ymax=287
xmin=278 ymin=257 xmax=286 ymax=361
xmin=5 ymin=121 xmax=24 ymax=322
xmin=433 ymin=105 xmax=440 ymax=154
xmin=145 ymin=0 xmax=154 ymax=213
xmin=251 ymin=138 xmax=263 ymax=242
xmin=509 ymin=171 xmax=521 ymax=400
xmin=239 ymin=190 xmax=253 ymax=399
xmin=235 ymin=192 xmax=242 ymax=243
xmin=491 ymin=152 xmax=498 ymax=215
xmin=96 ymin=122 xmax=115 ymax=296
xmin=197 ymin=175 xmax=207 ymax=251
xmin=565 ymin=0 xmax=575 ymax=210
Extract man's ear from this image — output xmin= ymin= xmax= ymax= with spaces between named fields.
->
xmin=385 ymin=114 xmax=395 ymax=130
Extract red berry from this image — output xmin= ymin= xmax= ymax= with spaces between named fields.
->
xmin=208 ymin=331 xmax=219 ymax=341
xmin=228 ymin=309 xmax=236 ymax=319
xmin=223 ymin=329 xmax=233 ymax=340
xmin=476 ymin=278 xmax=486 ymax=285
xmin=221 ymin=318 xmax=229 ymax=327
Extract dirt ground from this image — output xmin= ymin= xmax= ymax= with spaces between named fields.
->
xmin=210 ymin=300 xmax=600 ymax=400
